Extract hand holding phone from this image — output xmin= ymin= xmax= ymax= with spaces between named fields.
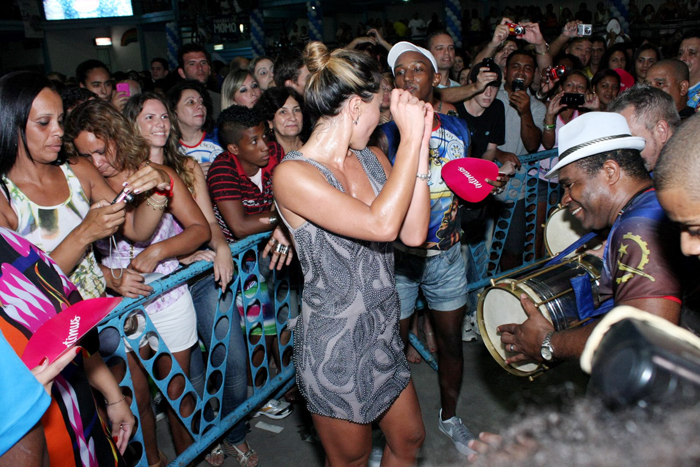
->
xmin=561 ymin=93 xmax=585 ymax=107
xmin=116 ymin=82 xmax=130 ymax=97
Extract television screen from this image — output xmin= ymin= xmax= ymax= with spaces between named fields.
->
xmin=43 ymin=0 xmax=133 ymax=20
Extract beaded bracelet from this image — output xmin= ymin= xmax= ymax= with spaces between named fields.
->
xmin=146 ymin=196 xmax=169 ymax=211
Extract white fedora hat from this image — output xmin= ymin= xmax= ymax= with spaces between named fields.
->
xmin=545 ymin=112 xmax=646 ymax=179
xmin=387 ymin=41 xmax=438 ymax=75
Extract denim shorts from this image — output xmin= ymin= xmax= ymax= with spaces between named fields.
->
xmin=394 ymin=242 xmax=468 ymax=319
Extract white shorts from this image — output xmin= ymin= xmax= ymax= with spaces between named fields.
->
xmin=119 ymin=292 xmax=198 ymax=353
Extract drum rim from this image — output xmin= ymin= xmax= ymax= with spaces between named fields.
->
xmin=544 ymin=204 xmax=589 ymax=257
xmin=477 ymin=279 xmax=551 ymax=377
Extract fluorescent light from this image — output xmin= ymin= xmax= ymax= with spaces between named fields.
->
xmin=94 ymin=37 xmax=112 ymax=46
xmin=214 ymin=44 xmax=224 ymax=50
xmin=239 ymin=24 xmax=245 ymax=33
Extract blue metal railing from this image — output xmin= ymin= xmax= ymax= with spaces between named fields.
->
xmin=98 ymin=232 xmax=297 ymax=467
xmin=98 ymin=149 xmax=562 ymax=464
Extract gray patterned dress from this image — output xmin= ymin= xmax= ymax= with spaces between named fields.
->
xmin=281 ymin=148 xmax=410 ymax=424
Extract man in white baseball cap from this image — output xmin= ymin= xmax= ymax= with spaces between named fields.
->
xmin=498 ymin=112 xmax=682 ymax=366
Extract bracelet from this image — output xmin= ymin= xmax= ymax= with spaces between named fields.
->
xmin=155 ymin=174 xmax=174 ymax=198
xmin=146 ymin=196 xmax=169 ymax=210
xmin=269 ymin=214 xmax=278 ymax=226
xmin=543 ymin=123 xmax=556 ymax=131
xmin=417 ymin=172 xmax=431 ymax=182
xmin=105 ymin=395 xmax=126 ymax=406
xmin=534 ymin=42 xmax=550 ymax=56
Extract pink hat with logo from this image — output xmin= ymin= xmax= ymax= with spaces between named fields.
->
xmin=441 ymin=158 xmax=498 ymax=203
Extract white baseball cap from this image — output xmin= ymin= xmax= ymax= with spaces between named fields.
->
xmin=387 ymin=41 xmax=439 ymax=75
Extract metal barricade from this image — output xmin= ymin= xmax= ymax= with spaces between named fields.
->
xmin=98 ymin=232 xmax=297 ymax=467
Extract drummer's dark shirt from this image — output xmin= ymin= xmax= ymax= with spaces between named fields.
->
xmin=599 ymin=189 xmax=682 ymax=305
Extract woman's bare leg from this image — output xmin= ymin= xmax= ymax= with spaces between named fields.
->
xmin=377 ymin=380 xmax=425 ymax=467
xmin=311 ymin=415 xmax=372 ymax=467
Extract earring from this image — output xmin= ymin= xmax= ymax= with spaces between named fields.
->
xmin=354 ymin=117 xmax=359 ymax=125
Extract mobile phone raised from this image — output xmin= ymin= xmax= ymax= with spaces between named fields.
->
xmin=561 ymin=92 xmax=585 ymax=107
xmin=116 ymin=82 xmax=130 ymax=97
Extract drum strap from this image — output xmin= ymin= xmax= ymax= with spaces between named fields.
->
xmin=544 ymin=231 xmax=599 ymax=268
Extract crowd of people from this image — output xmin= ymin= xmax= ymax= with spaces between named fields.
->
xmin=3 ymin=9 xmax=700 ymax=467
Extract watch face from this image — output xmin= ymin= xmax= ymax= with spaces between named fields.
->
xmin=541 ymin=347 xmax=553 ymax=361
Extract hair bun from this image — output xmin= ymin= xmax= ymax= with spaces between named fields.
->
xmin=304 ymin=41 xmax=331 ymax=74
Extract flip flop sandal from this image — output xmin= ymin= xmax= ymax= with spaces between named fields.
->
xmin=223 ymin=440 xmax=259 ymax=467
xmin=204 ymin=442 xmax=225 ymax=467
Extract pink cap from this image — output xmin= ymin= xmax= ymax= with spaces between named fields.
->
xmin=614 ymin=68 xmax=635 ymax=93
xmin=22 ymin=296 xmax=122 ymax=368
xmin=441 ymin=158 xmax=498 ymax=203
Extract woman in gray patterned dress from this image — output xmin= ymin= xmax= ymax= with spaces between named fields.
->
xmin=273 ymin=41 xmax=433 ymax=466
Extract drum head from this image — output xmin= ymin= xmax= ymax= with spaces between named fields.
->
xmin=478 ymin=281 xmax=550 ymax=376
xmin=545 ymin=206 xmax=590 ymax=257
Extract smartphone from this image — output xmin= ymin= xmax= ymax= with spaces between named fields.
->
xmin=116 ymin=82 xmax=130 ymax=97
xmin=111 ymin=188 xmax=134 ymax=205
xmin=561 ymin=93 xmax=585 ymax=107
xmin=512 ymin=78 xmax=525 ymax=92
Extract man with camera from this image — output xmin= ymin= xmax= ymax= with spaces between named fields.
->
xmin=497 ymin=51 xmax=545 ymax=156
xmin=549 ymin=20 xmax=594 ymax=69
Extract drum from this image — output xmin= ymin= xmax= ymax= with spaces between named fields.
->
xmin=544 ymin=205 xmax=595 ymax=257
xmin=477 ymin=254 xmax=603 ymax=377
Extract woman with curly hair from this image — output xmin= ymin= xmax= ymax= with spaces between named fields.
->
xmin=123 ymin=92 xmax=256 ymax=466
xmin=0 ymin=69 xmax=159 ymax=467
xmin=65 ymin=98 xmax=211 ymax=467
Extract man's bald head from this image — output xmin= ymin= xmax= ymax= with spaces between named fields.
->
xmin=655 ymin=115 xmax=700 ymax=200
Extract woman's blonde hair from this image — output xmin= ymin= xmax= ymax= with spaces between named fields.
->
xmin=303 ymin=41 xmax=381 ymax=126
xmin=221 ymin=69 xmax=254 ymax=110
xmin=63 ymin=99 xmax=149 ymax=173
xmin=123 ymin=92 xmax=196 ymax=194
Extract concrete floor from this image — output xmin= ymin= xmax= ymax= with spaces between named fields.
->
xmin=156 ymin=335 xmax=590 ymax=467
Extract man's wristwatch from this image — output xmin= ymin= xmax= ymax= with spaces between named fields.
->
xmin=540 ymin=331 xmax=555 ymax=362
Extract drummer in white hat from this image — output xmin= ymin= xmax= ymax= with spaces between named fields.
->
xmin=498 ymin=111 xmax=682 ymax=366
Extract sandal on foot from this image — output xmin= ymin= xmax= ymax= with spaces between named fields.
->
xmin=204 ymin=442 xmax=225 ymax=467
xmin=224 ymin=440 xmax=259 ymax=467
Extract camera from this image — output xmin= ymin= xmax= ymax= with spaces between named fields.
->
xmin=512 ymin=78 xmax=525 ymax=92
xmin=546 ymin=65 xmax=568 ymax=81
xmin=111 ymin=188 xmax=134 ymax=205
xmin=506 ymin=23 xmax=525 ymax=36
xmin=561 ymin=92 xmax=585 ymax=107
xmin=578 ymin=24 xmax=592 ymax=36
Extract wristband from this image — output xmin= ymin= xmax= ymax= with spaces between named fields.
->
xmin=105 ymin=395 xmax=126 ymax=406
xmin=544 ymin=123 xmax=556 ymax=131
xmin=155 ymin=174 xmax=174 ymax=198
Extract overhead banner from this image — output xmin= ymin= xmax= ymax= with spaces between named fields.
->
xmin=197 ymin=15 xmax=246 ymax=44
